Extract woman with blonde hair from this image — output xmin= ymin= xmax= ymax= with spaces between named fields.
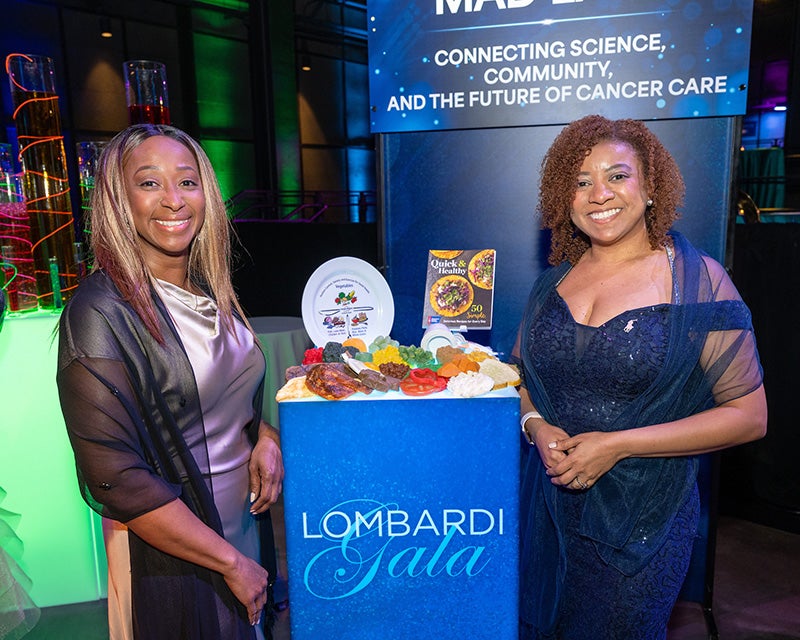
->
xmin=57 ymin=124 xmax=282 ymax=639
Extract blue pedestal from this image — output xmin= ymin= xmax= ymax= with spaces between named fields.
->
xmin=279 ymin=388 xmax=520 ymax=639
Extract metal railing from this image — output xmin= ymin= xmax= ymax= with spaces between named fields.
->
xmin=227 ymin=189 xmax=376 ymax=223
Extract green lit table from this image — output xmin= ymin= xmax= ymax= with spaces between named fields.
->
xmin=0 ymin=311 xmax=107 ymax=608
xmin=0 ymin=311 xmax=311 ymax=608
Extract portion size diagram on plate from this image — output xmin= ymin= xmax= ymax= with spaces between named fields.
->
xmin=302 ymin=257 xmax=394 ymax=347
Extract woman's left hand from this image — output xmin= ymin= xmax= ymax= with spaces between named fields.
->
xmin=544 ymin=431 xmax=620 ymax=491
xmin=248 ymin=421 xmax=284 ymax=514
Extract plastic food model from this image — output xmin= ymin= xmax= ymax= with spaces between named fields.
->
xmin=276 ymin=335 xmax=520 ymax=402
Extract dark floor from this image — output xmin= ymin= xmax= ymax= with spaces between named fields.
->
xmin=667 ymin=516 xmax=800 ymax=640
xmin=16 ymin=516 xmax=800 ymax=640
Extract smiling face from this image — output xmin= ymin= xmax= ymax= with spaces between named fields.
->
xmin=570 ymin=139 xmax=650 ymax=251
xmin=123 ymin=135 xmax=206 ymax=279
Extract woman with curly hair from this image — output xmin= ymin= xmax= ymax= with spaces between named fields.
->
xmin=56 ymin=124 xmax=282 ymax=639
xmin=514 ymin=115 xmax=766 ymax=639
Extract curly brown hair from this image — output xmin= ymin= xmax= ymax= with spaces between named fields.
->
xmin=538 ymin=115 xmax=685 ymax=265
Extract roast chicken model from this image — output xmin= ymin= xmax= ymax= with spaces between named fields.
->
xmin=305 ymin=362 xmax=373 ymax=400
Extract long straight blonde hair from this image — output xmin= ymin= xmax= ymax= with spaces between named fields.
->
xmin=88 ymin=124 xmax=252 ymax=343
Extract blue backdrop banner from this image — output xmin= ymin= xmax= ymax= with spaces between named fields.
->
xmin=367 ymin=0 xmax=754 ymax=133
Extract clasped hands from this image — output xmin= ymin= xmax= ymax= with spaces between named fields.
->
xmin=534 ymin=422 xmax=619 ymax=491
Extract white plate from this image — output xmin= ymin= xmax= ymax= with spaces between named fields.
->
xmin=301 ymin=257 xmax=394 ymax=347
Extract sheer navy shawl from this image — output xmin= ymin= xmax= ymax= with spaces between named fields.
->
xmin=518 ymin=232 xmax=763 ymax=635
xmin=57 ymin=270 xmax=268 ymax=640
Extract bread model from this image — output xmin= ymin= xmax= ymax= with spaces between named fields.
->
xmin=478 ymin=359 xmax=521 ymax=390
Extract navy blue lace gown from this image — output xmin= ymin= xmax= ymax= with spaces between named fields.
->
xmin=523 ymin=288 xmax=699 ymax=640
